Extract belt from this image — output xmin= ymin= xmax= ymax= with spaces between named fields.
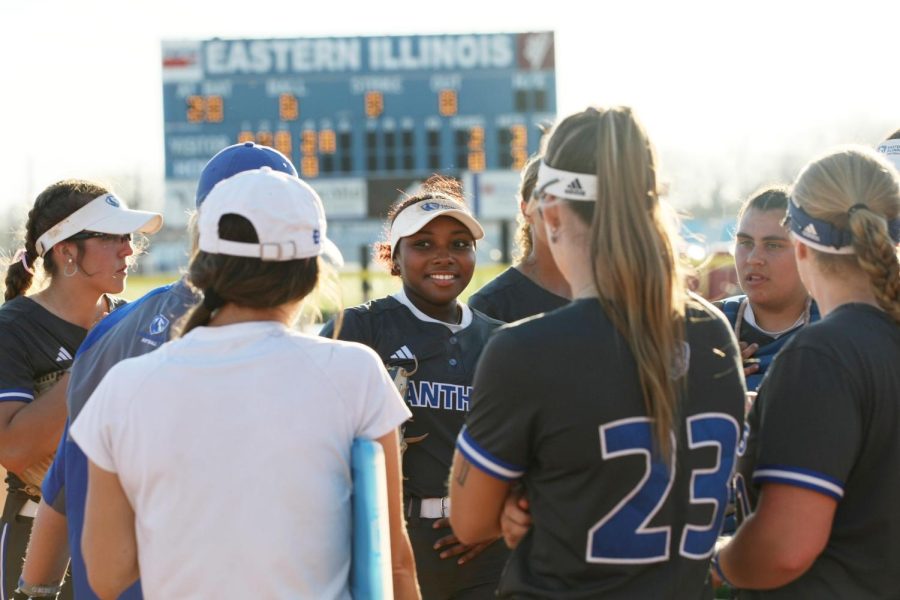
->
xmin=18 ymin=499 xmax=39 ymax=519
xmin=407 ymin=496 xmax=451 ymax=519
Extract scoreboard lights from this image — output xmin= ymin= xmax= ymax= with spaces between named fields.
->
xmin=186 ymin=95 xmax=224 ymax=123
xmin=364 ymin=91 xmax=384 ymax=119
xmin=164 ymin=33 xmax=555 ymax=184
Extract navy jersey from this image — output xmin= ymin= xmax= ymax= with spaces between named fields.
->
xmin=42 ymin=279 xmax=198 ymax=600
xmin=734 ymin=304 xmax=900 ymax=598
xmin=714 ymin=295 xmax=819 ymax=391
xmin=459 ymin=297 xmax=745 ymax=599
xmin=321 ymin=295 xmax=501 ymax=498
xmin=0 ymin=295 xmax=123 ymax=495
xmin=468 ymin=267 xmax=568 ymax=323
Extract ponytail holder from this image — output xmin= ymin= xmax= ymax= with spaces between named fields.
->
xmin=12 ymin=248 xmax=34 ymax=275
xmin=847 ymin=203 xmax=900 ymax=243
xmin=202 ymin=288 xmax=226 ymax=311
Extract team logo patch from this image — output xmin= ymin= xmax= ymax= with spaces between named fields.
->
xmin=420 ymin=201 xmax=456 ymax=212
xmin=105 ymin=195 xmax=121 ymax=207
xmin=148 ymin=314 xmax=170 ymax=336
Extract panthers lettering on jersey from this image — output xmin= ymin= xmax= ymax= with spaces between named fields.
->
xmin=321 ymin=295 xmax=501 ymax=498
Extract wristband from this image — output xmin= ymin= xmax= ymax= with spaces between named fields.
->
xmin=16 ymin=576 xmax=61 ymax=598
xmin=710 ymin=551 xmax=734 ymax=588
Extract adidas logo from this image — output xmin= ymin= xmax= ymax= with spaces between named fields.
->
xmin=565 ymin=178 xmax=586 ymax=196
xmin=55 ymin=347 xmax=73 ymax=362
xmin=802 ymin=223 xmax=819 ymax=242
xmin=390 ymin=345 xmax=416 ymax=361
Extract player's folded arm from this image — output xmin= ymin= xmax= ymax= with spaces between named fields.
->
xmin=719 ymin=480 xmax=837 ymax=589
xmin=449 ymin=427 xmax=523 ymax=544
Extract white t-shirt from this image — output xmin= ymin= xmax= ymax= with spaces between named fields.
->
xmin=71 ymin=320 xmax=411 ymax=600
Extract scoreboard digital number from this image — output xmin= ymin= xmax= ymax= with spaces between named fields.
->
xmin=162 ymin=32 xmax=555 ymax=222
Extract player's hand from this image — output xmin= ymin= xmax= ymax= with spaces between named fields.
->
xmin=500 ymin=488 xmax=532 ymax=549
xmin=432 ymin=518 xmax=495 ymax=564
xmin=739 ymin=341 xmax=759 ymax=377
xmin=709 ymin=564 xmax=724 ymax=590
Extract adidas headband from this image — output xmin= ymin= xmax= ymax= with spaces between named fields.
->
xmin=535 ymin=162 xmax=597 ymax=202
xmin=787 ymin=197 xmax=900 ymax=255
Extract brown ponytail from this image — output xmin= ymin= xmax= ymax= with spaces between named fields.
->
xmin=180 ymin=214 xmax=320 ymax=335
xmin=4 ymin=180 xmax=109 ymax=301
xmin=543 ymin=107 xmax=686 ymax=459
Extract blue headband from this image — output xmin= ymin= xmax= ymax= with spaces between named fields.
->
xmin=787 ymin=198 xmax=900 ymax=254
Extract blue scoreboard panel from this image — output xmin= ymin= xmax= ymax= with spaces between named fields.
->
xmin=162 ymin=32 xmax=556 ymax=225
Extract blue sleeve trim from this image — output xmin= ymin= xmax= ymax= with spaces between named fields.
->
xmin=753 ymin=464 xmax=844 ymax=501
xmin=77 ymin=283 xmax=173 ymax=358
xmin=0 ymin=388 xmax=33 ymax=403
xmin=455 ymin=426 xmax=525 ymax=482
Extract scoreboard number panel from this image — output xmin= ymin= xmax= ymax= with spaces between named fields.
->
xmin=162 ymin=32 xmax=555 ymax=224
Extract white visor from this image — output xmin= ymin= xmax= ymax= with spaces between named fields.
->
xmin=35 ymin=193 xmax=163 ymax=256
xmin=877 ymin=139 xmax=900 ymax=172
xmin=389 ymin=197 xmax=484 ymax=252
xmin=535 ymin=162 xmax=598 ymax=202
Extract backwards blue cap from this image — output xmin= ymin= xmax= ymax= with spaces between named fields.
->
xmin=196 ymin=142 xmax=298 ymax=206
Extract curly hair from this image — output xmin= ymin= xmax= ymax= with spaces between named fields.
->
xmin=372 ymin=175 xmax=468 ymax=275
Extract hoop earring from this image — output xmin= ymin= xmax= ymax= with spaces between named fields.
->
xmin=63 ymin=259 xmax=78 ymax=278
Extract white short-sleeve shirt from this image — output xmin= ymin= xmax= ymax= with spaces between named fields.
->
xmin=71 ymin=320 xmax=411 ymax=600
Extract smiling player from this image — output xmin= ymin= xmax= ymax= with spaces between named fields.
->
xmin=321 ymin=177 xmax=507 ymax=599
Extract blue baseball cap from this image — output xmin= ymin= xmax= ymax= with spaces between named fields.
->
xmin=195 ymin=142 xmax=298 ymax=206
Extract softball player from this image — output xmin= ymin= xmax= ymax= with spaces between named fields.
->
xmin=0 ymin=180 xmax=160 ymax=600
xmin=17 ymin=142 xmax=298 ymax=600
xmin=322 ymin=179 xmax=508 ymax=599
xmin=73 ymin=168 xmax=418 ymax=599
xmin=449 ymin=107 xmax=745 ymax=599
xmin=716 ymin=147 xmax=900 ymax=597
xmin=468 ymin=156 xmax=569 ymax=322
xmin=714 ymin=186 xmax=818 ymax=392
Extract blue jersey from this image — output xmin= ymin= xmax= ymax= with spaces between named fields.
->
xmin=42 ymin=279 xmax=197 ymax=600
xmin=714 ymin=295 xmax=819 ymax=391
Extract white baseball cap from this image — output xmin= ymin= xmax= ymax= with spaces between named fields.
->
xmin=199 ymin=167 xmax=343 ymax=265
xmin=35 ymin=193 xmax=163 ymax=257
xmin=389 ymin=196 xmax=484 ymax=251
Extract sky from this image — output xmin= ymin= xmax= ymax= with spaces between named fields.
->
xmin=0 ymin=0 xmax=897 ymax=226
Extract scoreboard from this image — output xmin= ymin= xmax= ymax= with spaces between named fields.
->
xmin=160 ymin=32 xmax=555 ymax=264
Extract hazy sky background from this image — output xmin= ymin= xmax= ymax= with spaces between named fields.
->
xmin=0 ymin=0 xmax=897 ymax=226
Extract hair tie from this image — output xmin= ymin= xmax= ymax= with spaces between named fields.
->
xmin=202 ymin=288 xmax=226 ymax=311
xmin=12 ymin=248 xmax=34 ymax=275
xmin=847 ymin=203 xmax=869 ymax=216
